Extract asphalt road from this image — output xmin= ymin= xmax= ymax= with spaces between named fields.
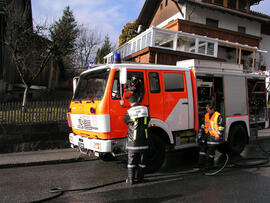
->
xmin=0 ymin=138 xmax=270 ymax=203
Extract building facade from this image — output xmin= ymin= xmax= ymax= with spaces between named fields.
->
xmin=107 ymin=0 xmax=270 ymax=72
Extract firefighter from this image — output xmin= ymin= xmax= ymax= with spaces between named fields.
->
xmin=124 ymin=95 xmax=150 ymax=184
xmin=126 ymin=76 xmax=145 ymax=103
xmin=197 ymin=102 xmax=224 ymax=170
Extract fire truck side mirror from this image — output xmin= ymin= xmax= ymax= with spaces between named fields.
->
xmin=73 ymin=77 xmax=79 ymax=94
xmin=120 ymin=67 xmax=127 ymax=84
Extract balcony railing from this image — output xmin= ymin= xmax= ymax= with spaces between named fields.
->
xmin=105 ymin=27 xmax=220 ymax=63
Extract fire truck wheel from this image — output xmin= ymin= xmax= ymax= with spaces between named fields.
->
xmin=228 ymin=124 xmax=247 ymax=155
xmin=146 ymin=134 xmax=165 ymax=173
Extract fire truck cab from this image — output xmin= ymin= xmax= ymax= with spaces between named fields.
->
xmin=68 ymin=59 xmax=267 ymax=171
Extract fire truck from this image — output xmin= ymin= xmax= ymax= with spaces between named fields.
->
xmin=68 ymin=59 xmax=268 ymax=171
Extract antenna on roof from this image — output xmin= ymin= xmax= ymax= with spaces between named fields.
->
xmin=136 ymin=25 xmax=143 ymax=34
xmin=171 ymin=0 xmax=187 ymax=17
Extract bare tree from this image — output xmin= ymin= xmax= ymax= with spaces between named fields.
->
xmin=3 ymin=0 xmax=53 ymax=109
xmin=3 ymin=2 xmax=78 ymax=108
xmin=73 ymin=25 xmax=101 ymax=68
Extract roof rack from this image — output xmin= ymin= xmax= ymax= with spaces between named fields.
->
xmin=176 ymin=59 xmax=243 ymax=73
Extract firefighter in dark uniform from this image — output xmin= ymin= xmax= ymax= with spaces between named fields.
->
xmin=198 ymin=102 xmax=224 ymax=169
xmin=124 ymin=95 xmax=150 ymax=184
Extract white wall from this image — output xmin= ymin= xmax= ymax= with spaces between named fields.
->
xmin=260 ymin=34 xmax=270 ymax=70
xmin=186 ymin=4 xmax=261 ymax=37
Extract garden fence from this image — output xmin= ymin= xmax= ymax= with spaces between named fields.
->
xmin=0 ymin=100 xmax=70 ymax=124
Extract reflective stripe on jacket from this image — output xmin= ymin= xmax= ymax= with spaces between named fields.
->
xmin=204 ymin=112 xmax=222 ymax=137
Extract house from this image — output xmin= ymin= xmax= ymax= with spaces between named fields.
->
xmin=106 ymin=0 xmax=270 ymax=72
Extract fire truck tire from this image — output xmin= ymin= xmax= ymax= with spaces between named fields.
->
xmin=146 ymin=134 xmax=165 ymax=173
xmin=228 ymin=124 xmax=247 ymax=155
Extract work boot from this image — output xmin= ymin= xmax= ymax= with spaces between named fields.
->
xmin=206 ymin=156 xmax=214 ymax=169
xmin=137 ymin=167 xmax=144 ymax=183
xmin=126 ymin=178 xmax=134 ymax=184
xmin=195 ymin=153 xmax=206 ymax=169
xmin=126 ymin=168 xmax=135 ymax=185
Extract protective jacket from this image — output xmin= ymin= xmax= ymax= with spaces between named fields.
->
xmin=201 ymin=111 xmax=224 ymax=145
xmin=124 ymin=104 xmax=150 ymax=151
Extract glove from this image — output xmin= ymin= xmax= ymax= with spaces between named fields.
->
xmin=198 ymin=132 xmax=201 ymax=139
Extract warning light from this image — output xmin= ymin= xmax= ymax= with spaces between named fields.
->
xmin=113 ymin=53 xmax=121 ymax=63
xmin=90 ymin=107 xmax=95 ymax=114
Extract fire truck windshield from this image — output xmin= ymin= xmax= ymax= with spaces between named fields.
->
xmin=73 ymin=68 xmax=110 ymax=101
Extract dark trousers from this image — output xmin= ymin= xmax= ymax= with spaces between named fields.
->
xmin=198 ymin=138 xmax=216 ymax=168
xmin=127 ymin=150 xmax=146 ymax=181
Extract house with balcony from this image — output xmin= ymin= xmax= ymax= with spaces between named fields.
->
xmin=106 ymin=0 xmax=270 ymax=72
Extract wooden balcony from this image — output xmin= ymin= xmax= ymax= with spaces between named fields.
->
xmin=123 ymin=47 xmax=225 ymax=65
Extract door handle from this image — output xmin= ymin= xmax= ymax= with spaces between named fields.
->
xmin=182 ymin=102 xmax=188 ymax=105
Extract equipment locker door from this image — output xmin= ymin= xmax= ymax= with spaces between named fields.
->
xmin=224 ymin=75 xmax=248 ymax=116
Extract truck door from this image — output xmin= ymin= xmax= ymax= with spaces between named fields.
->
xmin=110 ymin=70 xmax=148 ymax=139
xmin=162 ymin=71 xmax=192 ymax=131
xmin=147 ymin=71 xmax=164 ymax=121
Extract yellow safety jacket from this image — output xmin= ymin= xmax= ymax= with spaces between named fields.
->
xmin=204 ymin=112 xmax=222 ymax=137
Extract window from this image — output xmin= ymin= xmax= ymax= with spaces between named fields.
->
xmin=228 ymin=0 xmax=236 ymax=9
xmin=142 ymin=35 xmax=146 ymax=49
xmin=74 ymin=69 xmax=110 ymax=101
xmin=132 ymin=41 xmax=136 ymax=53
xmin=207 ymin=42 xmax=215 ymax=55
xmin=214 ymin=0 xmax=223 ymax=6
xmin=137 ymin=38 xmax=141 ymax=51
xmin=146 ymin=32 xmax=152 ymax=47
xmin=125 ymin=72 xmax=145 ymax=102
xmin=111 ymin=71 xmax=121 ymax=100
xmin=198 ymin=41 xmax=207 ymax=54
xmin=206 ymin=18 xmax=219 ymax=27
xmin=155 ymin=31 xmax=174 ymax=49
xmin=202 ymin=0 xmax=212 ymax=3
xmin=149 ymin=72 xmax=160 ymax=93
xmin=239 ymin=0 xmax=247 ymax=11
xmin=163 ymin=73 xmax=184 ymax=92
xmin=177 ymin=35 xmax=196 ymax=53
xmin=238 ymin=26 xmax=246 ymax=34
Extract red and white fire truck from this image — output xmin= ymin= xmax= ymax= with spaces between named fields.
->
xmin=68 ymin=59 xmax=268 ymax=171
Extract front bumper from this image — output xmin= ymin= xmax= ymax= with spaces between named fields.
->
xmin=69 ymin=133 xmax=126 ymax=154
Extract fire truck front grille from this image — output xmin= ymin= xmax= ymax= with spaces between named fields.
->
xmin=76 ymin=116 xmax=98 ymax=131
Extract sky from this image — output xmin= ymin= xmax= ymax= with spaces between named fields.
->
xmin=31 ymin=0 xmax=145 ymax=45
xmin=32 ymin=0 xmax=270 ymax=45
